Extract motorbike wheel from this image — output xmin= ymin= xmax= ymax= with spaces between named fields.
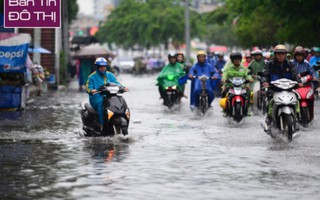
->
xmin=167 ymin=93 xmax=173 ymax=108
xmin=300 ymin=107 xmax=309 ymax=128
xmin=200 ymin=96 xmax=207 ymax=114
xmin=121 ymin=126 xmax=128 ymax=136
xmin=234 ymin=102 xmax=243 ymax=122
xmin=282 ymin=114 xmax=294 ymax=142
xmin=262 ymin=96 xmax=267 ymax=115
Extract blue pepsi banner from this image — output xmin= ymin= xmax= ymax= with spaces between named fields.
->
xmin=0 ymin=43 xmax=29 ymax=73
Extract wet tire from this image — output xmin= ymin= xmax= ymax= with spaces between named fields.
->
xmin=300 ymin=107 xmax=309 ymax=128
xmin=283 ymin=114 xmax=294 ymax=142
xmin=121 ymin=127 xmax=128 ymax=136
xmin=200 ymin=96 xmax=207 ymax=114
xmin=262 ymin=96 xmax=267 ymax=115
xmin=234 ymin=102 xmax=242 ymax=122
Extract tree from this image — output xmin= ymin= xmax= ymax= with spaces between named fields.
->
xmin=67 ymin=0 xmax=79 ymax=24
xmin=96 ymin=0 xmax=204 ymax=49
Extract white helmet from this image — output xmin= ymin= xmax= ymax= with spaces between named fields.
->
xmin=94 ymin=57 xmax=108 ymax=66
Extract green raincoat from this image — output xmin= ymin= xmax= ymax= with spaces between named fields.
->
xmin=222 ymin=64 xmax=252 ymax=88
xmin=157 ymin=63 xmax=185 ymax=91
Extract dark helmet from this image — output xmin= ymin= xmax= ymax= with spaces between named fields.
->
xmin=294 ymin=46 xmax=304 ymax=57
xmin=273 ymin=44 xmax=287 ymax=54
xmin=168 ymin=52 xmax=176 ymax=60
xmin=230 ymin=51 xmax=242 ymax=62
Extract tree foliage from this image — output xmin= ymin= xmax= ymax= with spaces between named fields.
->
xmin=96 ymin=0 xmax=205 ymax=49
xmin=206 ymin=0 xmax=320 ymax=47
xmin=67 ymin=0 xmax=79 ymax=24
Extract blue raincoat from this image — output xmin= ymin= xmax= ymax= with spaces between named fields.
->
xmin=86 ymin=69 xmax=121 ymax=125
xmin=188 ymin=62 xmax=220 ymax=107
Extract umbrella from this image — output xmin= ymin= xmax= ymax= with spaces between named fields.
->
xmin=28 ymin=47 xmax=51 ymax=54
xmin=74 ymin=43 xmax=115 ymax=59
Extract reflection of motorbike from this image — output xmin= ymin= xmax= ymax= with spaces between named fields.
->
xmin=225 ymin=77 xmax=250 ymax=122
xmin=263 ymin=78 xmax=298 ymax=142
xmin=81 ymin=83 xmax=130 ymax=137
xmin=294 ymin=72 xmax=314 ymax=127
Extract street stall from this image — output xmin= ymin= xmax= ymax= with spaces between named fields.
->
xmin=0 ymin=33 xmax=31 ymax=110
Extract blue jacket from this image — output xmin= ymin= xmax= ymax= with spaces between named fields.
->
xmin=214 ymin=60 xmax=226 ymax=73
xmin=262 ymin=60 xmax=299 ymax=83
xmin=86 ymin=70 xmax=121 ymax=95
xmin=310 ymin=55 xmax=320 ymax=67
xmin=293 ymin=59 xmax=317 ymax=77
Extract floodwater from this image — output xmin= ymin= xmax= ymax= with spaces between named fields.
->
xmin=1 ymin=74 xmax=320 ymax=200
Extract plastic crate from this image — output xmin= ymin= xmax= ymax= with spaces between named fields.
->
xmin=0 ymin=85 xmax=23 ymax=108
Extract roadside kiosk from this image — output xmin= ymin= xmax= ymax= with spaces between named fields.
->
xmin=0 ymin=33 xmax=31 ymax=110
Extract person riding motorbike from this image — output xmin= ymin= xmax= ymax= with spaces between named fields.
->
xmin=188 ymin=51 xmax=220 ymax=111
xmin=248 ymin=50 xmax=265 ymax=80
xmin=261 ymin=45 xmax=301 ymax=126
xmin=220 ymin=51 xmax=253 ymax=115
xmin=293 ymin=46 xmax=317 ymax=78
xmin=176 ymin=52 xmax=189 ymax=74
xmin=243 ymin=52 xmax=252 ymax=68
xmin=86 ymin=57 xmax=128 ymax=128
xmin=157 ymin=53 xmax=185 ymax=104
xmin=214 ymin=52 xmax=226 ymax=73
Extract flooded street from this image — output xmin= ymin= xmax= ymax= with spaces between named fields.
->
xmin=1 ymin=74 xmax=320 ymax=200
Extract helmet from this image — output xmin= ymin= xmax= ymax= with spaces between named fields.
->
xmin=219 ymin=97 xmax=227 ymax=110
xmin=230 ymin=51 xmax=242 ymax=62
xmin=175 ymin=52 xmax=184 ymax=57
xmin=294 ymin=46 xmax=304 ymax=57
xmin=94 ymin=57 xmax=108 ymax=67
xmin=168 ymin=52 xmax=176 ymax=60
xmin=216 ymin=51 xmax=224 ymax=57
xmin=273 ymin=44 xmax=287 ymax=54
xmin=245 ymin=52 xmax=251 ymax=58
xmin=304 ymin=48 xmax=310 ymax=53
xmin=251 ymin=49 xmax=263 ymax=56
xmin=314 ymin=47 xmax=320 ymax=53
xmin=197 ymin=51 xmax=206 ymax=57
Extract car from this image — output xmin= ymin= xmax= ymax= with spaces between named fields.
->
xmin=112 ymin=56 xmax=135 ymax=73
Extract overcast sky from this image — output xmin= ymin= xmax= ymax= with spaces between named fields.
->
xmin=77 ymin=0 xmax=94 ymax=15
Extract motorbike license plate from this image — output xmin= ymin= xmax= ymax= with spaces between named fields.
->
xmin=167 ymin=92 xmax=173 ymax=94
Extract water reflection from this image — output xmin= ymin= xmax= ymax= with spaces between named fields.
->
xmin=83 ymin=138 xmax=130 ymax=163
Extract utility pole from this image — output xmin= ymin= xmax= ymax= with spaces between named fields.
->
xmin=185 ymin=0 xmax=191 ymax=64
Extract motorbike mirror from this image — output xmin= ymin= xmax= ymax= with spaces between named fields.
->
xmin=257 ymin=71 xmax=264 ymax=77
xmin=299 ymin=71 xmax=310 ymax=77
xmin=313 ymin=65 xmax=320 ymax=71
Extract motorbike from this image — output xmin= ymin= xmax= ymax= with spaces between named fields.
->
xmin=255 ymin=72 xmax=268 ymax=114
xmin=294 ymin=72 xmax=314 ymax=127
xmin=159 ymin=74 xmax=182 ymax=109
xmin=263 ymin=78 xmax=298 ymax=142
xmin=80 ymin=83 xmax=130 ymax=137
xmin=225 ymin=77 xmax=250 ymax=122
xmin=197 ymin=75 xmax=210 ymax=114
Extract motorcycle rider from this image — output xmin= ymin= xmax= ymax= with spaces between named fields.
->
xmin=220 ymin=52 xmax=253 ymax=115
xmin=86 ymin=57 xmax=127 ymax=128
xmin=293 ymin=46 xmax=317 ymax=79
xmin=188 ymin=51 xmax=220 ymax=111
xmin=157 ymin=53 xmax=185 ymax=104
xmin=248 ymin=50 xmax=265 ymax=80
xmin=243 ymin=52 xmax=252 ymax=68
xmin=176 ymin=52 xmax=189 ymax=73
xmin=261 ymin=45 xmax=301 ymax=126
xmin=214 ymin=52 xmax=226 ymax=73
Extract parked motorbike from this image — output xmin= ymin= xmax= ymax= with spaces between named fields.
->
xmin=80 ymin=83 xmax=130 ymax=137
xmin=225 ymin=77 xmax=250 ymax=122
xmin=263 ymin=78 xmax=298 ymax=142
xmin=294 ymin=72 xmax=314 ymax=127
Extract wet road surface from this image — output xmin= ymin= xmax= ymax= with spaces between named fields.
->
xmin=1 ymin=74 xmax=320 ymax=200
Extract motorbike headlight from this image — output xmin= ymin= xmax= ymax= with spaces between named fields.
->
xmin=306 ymin=89 xmax=314 ymax=99
xmin=107 ymin=110 xmax=114 ymax=120
xmin=167 ymin=74 xmax=175 ymax=81
xmin=125 ymin=109 xmax=130 ymax=119
xmin=172 ymin=85 xmax=177 ymax=90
